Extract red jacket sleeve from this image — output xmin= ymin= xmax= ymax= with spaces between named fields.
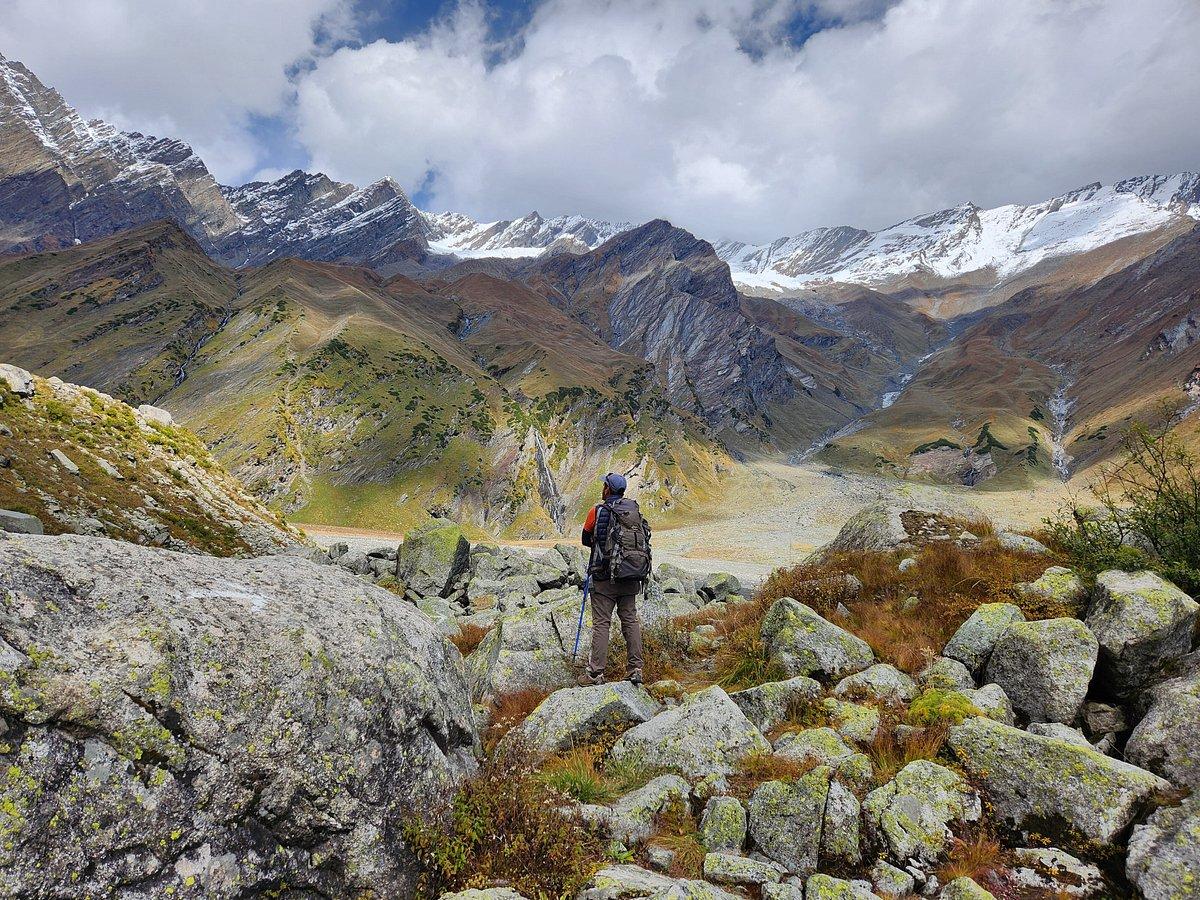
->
xmin=582 ymin=505 xmax=598 ymax=546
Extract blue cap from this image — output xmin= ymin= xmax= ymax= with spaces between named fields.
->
xmin=603 ymin=472 xmax=627 ymax=494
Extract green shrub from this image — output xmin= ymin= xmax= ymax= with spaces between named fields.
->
xmin=907 ymin=689 xmax=981 ymax=727
xmin=1047 ymin=419 xmax=1200 ymax=594
xmin=402 ymin=745 xmax=604 ymax=898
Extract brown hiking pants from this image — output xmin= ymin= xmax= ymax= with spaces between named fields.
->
xmin=587 ymin=577 xmax=644 ymax=678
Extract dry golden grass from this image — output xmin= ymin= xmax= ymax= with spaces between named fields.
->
xmin=645 ymin=796 xmax=705 ymax=878
xmin=483 ymin=688 xmax=551 ymax=752
xmin=727 ymin=751 xmax=820 ymax=798
xmin=450 ymin=623 xmax=490 ymax=657
xmin=866 ymin=717 xmax=948 ymax=786
xmin=936 ymin=830 xmax=1007 ymax=885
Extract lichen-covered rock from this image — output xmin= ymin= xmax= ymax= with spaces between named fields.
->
xmin=440 ymin=890 xmax=530 ymax=900
xmin=0 ymin=509 xmax=43 ymax=535
xmin=463 ymin=594 xmax=581 ymax=699
xmin=504 ymin=681 xmax=660 ymax=755
xmin=608 ymin=686 xmax=770 ymax=778
xmin=960 ymin=683 xmax=1015 ymax=725
xmin=1126 ymin=793 xmax=1200 ymax=900
xmin=821 ymin=780 xmax=863 ymax=865
xmin=1027 ymin=723 xmax=1092 ymax=747
xmin=947 ymin=717 xmax=1170 ymax=850
xmin=398 ymin=518 xmax=471 ymax=597
xmin=702 ymin=852 xmax=785 ymax=886
xmin=605 ymin=774 xmax=691 ymax=844
xmin=942 ymin=603 xmax=1025 ymax=675
xmin=939 ymin=877 xmax=995 ymax=899
xmin=870 ymin=860 xmax=915 ymax=898
xmin=997 ymin=532 xmax=1050 ymax=554
xmin=774 ymin=727 xmax=873 ymax=789
xmin=834 ymin=663 xmax=918 ymax=704
xmin=729 ymin=675 xmax=821 ymax=733
xmin=820 ymin=501 xmax=911 ymax=552
xmin=1016 ymin=566 xmax=1088 ymax=614
xmin=700 ymin=572 xmax=743 ymax=602
xmin=761 ymin=597 xmax=874 ymax=680
xmin=822 ymin=698 xmax=881 ymax=744
xmin=918 ymin=656 xmax=975 ymax=691
xmin=577 ymin=865 xmax=740 ymax=900
xmin=1125 ymin=661 xmax=1200 ymax=787
xmin=1010 ymin=847 xmax=1106 ymax=898
xmin=805 ymin=873 xmax=882 ymax=899
xmin=1086 ymin=570 xmax=1199 ymax=697
xmin=761 ymin=884 xmax=805 ymax=900
xmin=700 ymin=796 xmax=747 ymax=853
xmin=0 ymin=534 xmax=478 ymax=898
xmin=747 ymin=767 xmax=832 ymax=875
xmin=984 ymin=618 xmax=1098 ymax=723
xmin=863 ymin=760 xmax=980 ymax=865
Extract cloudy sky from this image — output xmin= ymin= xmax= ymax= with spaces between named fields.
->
xmin=2 ymin=0 xmax=1198 ymax=242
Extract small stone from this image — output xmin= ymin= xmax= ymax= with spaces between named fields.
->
xmin=645 ymin=846 xmax=675 ymax=872
xmin=804 ymin=873 xmax=882 ymax=899
xmin=606 ymin=775 xmax=691 ymax=844
xmin=939 ymin=877 xmax=995 ymax=899
xmin=870 ymin=859 xmax=915 ymax=898
xmin=997 ymin=532 xmax=1050 ymax=554
xmin=136 ymin=403 xmax=175 ymax=426
xmin=0 ymin=509 xmax=44 ymax=535
xmin=918 ymin=656 xmax=974 ymax=691
xmin=1010 ymin=847 xmax=1106 ymax=898
xmin=1082 ymin=702 xmax=1126 ymax=736
xmin=899 ymin=557 xmax=917 ymax=573
xmin=49 ymin=448 xmax=80 ymax=475
xmin=1016 ymin=566 xmax=1089 ymax=615
xmin=0 ymin=363 xmax=35 ymax=397
xmin=702 ymin=852 xmax=785 ymax=886
xmin=834 ymin=663 xmax=918 ymax=704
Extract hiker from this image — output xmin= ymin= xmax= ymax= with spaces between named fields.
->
xmin=580 ymin=472 xmax=652 ymax=686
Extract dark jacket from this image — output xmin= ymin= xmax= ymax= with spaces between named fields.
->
xmin=582 ymin=497 xmax=639 ymax=581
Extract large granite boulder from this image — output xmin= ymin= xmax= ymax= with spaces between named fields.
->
xmin=503 ymin=682 xmax=660 ymax=755
xmin=1126 ymin=793 xmax=1200 ymax=900
xmin=747 ymin=767 xmax=831 ymax=875
xmin=983 ymin=618 xmax=1098 ymax=724
xmin=1015 ymin=567 xmax=1088 ymax=615
xmin=700 ymin=796 xmax=747 ymax=853
xmin=1085 ymin=570 xmax=1198 ymax=697
xmin=0 ymin=363 xmax=34 ymax=397
xmin=942 ymin=603 xmax=1024 ymax=675
xmin=818 ymin=499 xmax=981 ymax=555
xmin=608 ymin=686 xmax=770 ymax=778
xmin=0 ymin=535 xmax=477 ymax=898
xmin=604 ymin=774 xmax=691 ymax=844
xmin=578 ymin=865 xmax=740 ymax=900
xmin=834 ymin=663 xmax=918 ymax=704
xmin=1125 ymin=659 xmax=1200 ymax=788
xmin=947 ymin=717 xmax=1169 ymax=850
xmin=862 ymin=761 xmax=980 ymax=866
xmin=464 ymin=593 xmax=583 ymax=700
xmin=398 ymin=518 xmax=471 ymax=597
xmin=761 ymin=598 xmax=874 ymax=681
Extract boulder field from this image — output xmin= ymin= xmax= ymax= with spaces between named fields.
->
xmin=1 ymin=502 xmax=1198 ymax=899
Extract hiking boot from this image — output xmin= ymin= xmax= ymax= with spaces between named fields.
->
xmin=578 ymin=670 xmax=604 ymax=687
xmin=627 ymin=670 xmax=644 ymax=686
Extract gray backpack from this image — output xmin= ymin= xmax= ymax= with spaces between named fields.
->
xmin=602 ymin=498 xmax=652 ymax=581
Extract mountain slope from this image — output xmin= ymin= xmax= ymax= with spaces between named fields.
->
xmin=0 ymin=224 xmax=729 ymax=536
xmin=0 ymin=363 xmax=301 ymax=554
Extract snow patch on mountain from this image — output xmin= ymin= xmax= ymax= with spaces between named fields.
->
xmin=424 ymin=209 xmax=632 ymax=257
xmin=718 ymin=174 xmax=1200 ymax=293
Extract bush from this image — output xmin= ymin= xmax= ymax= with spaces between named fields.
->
xmin=644 ymin=795 xmax=705 ymax=878
xmin=906 ymin=689 xmax=981 ymax=727
xmin=402 ymin=744 xmax=605 ymax=898
xmin=1047 ymin=420 xmax=1200 ymax=594
xmin=867 ymin=716 xmax=949 ymax=785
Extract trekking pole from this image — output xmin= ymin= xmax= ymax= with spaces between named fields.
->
xmin=572 ymin=544 xmax=597 ymax=663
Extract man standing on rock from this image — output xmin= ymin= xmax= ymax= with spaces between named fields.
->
xmin=580 ymin=472 xmax=652 ymax=686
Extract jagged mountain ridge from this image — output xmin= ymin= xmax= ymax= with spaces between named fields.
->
xmin=5 ymin=51 xmax=1197 ymax=303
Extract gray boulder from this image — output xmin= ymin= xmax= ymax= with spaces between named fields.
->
xmin=870 ymin=860 xmax=915 ymax=898
xmin=942 ymin=603 xmax=1024 ymax=675
xmin=504 ymin=682 xmax=660 ymax=755
xmin=702 ymin=852 xmax=785 ymax=887
xmin=819 ymin=499 xmax=981 ymax=554
xmin=1016 ymin=566 xmax=1088 ymax=615
xmin=821 ymin=780 xmax=863 ymax=865
xmin=440 ymin=891 xmax=530 ymax=900
xmin=939 ymin=878 xmax=994 ymax=899
xmin=997 ymin=532 xmax=1050 ymax=554
xmin=1126 ymin=793 xmax=1200 ymax=900
xmin=0 ymin=534 xmax=477 ymax=898
xmin=1086 ymin=570 xmax=1199 ymax=697
xmin=804 ymin=874 xmax=881 ymax=899
xmin=0 ymin=509 xmax=43 ymax=535
xmin=834 ymin=663 xmax=918 ymax=704
xmin=1010 ymin=848 xmax=1106 ymax=898
xmin=605 ymin=774 xmax=691 ymax=844
xmin=397 ymin=518 xmax=471 ymax=597
xmin=918 ymin=656 xmax=974 ymax=691
xmin=761 ymin=597 xmax=874 ymax=681
xmin=1027 ymin=723 xmax=1092 ymax=747
xmin=747 ymin=767 xmax=831 ymax=875
xmin=577 ymin=865 xmax=740 ymax=900
xmin=0 ymin=362 xmax=35 ymax=397
xmin=1125 ymin=661 xmax=1200 ymax=787
xmin=729 ymin=675 xmax=821 ymax=733
xmin=608 ymin=686 xmax=770 ymax=778
xmin=700 ymin=572 xmax=743 ymax=601
xmin=863 ymin=760 xmax=980 ymax=865
xmin=984 ymin=618 xmax=1098 ymax=723
xmin=946 ymin=717 xmax=1170 ymax=850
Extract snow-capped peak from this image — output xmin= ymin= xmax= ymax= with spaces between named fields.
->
xmin=718 ymin=174 xmax=1200 ymax=294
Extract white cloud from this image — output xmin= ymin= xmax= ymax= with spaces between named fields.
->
xmin=293 ymin=0 xmax=1200 ymax=241
xmin=0 ymin=0 xmax=354 ymax=181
